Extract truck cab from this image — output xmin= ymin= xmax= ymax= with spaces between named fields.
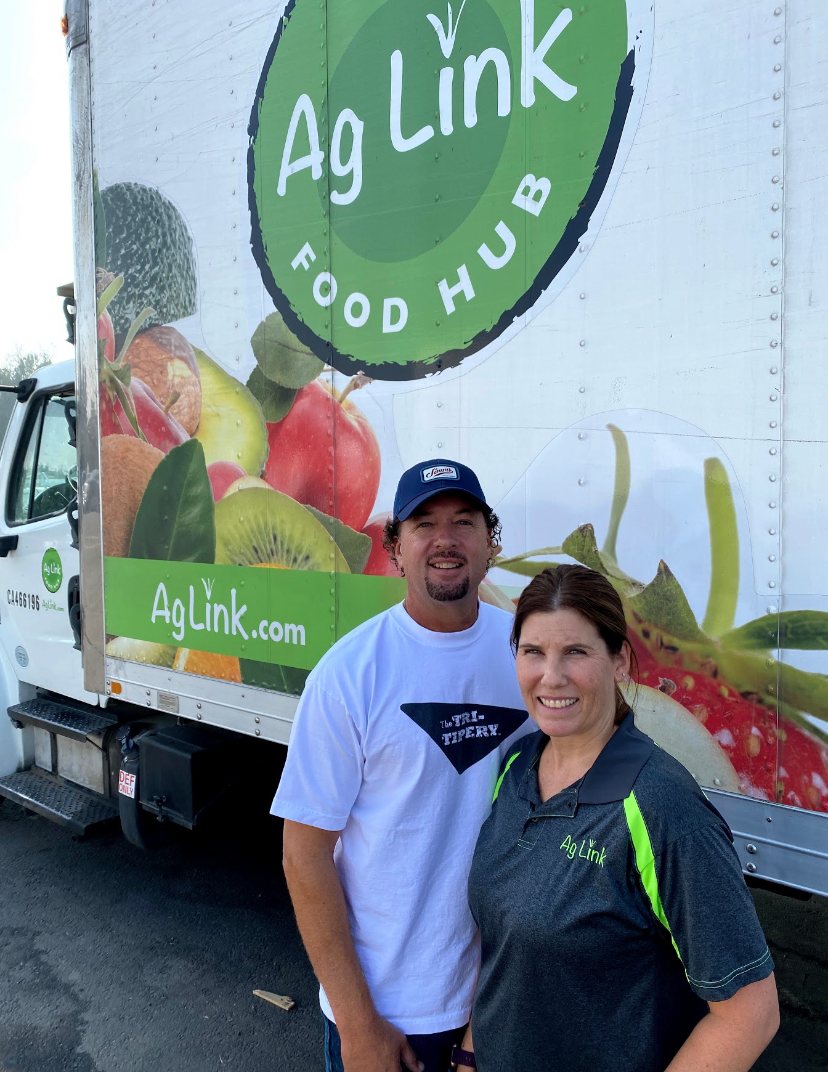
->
xmin=0 ymin=361 xmax=270 ymax=840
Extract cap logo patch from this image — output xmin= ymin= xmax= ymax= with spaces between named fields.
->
xmin=422 ymin=465 xmax=458 ymax=483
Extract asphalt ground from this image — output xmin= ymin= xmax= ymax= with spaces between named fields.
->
xmin=0 ymin=799 xmax=825 ymax=1072
xmin=0 ymin=801 xmax=319 ymax=1072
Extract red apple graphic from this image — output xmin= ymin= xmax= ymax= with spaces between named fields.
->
xmin=96 ymin=287 xmax=189 ymax=455
xmin=98 ymin=309 xmax=116 ymax=364
xmin=99 ymin=376 xmax=189 ymax=454
xmin=263 ymin=377 xmax=380 ymax=531
xmin=207 ymin=460 xmax=248 ymax=501
xmin=361 ymin=513 xmax=402 ymax=576
xmin=124 ymin=326 xmax=202 ymax=435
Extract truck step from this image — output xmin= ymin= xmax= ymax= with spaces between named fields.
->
xmin=0 ymin=769 xmax=119 ymax=834
xmin=7 ymin=697 xmax=117 ymax=741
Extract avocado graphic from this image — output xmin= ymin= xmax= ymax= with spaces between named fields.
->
xmin=100 ymin=181 xmax=198 ymax=337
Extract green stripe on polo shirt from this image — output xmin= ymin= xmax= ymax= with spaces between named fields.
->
xmin=492 ymin=752 xmax=522 ymax=803
xmin=623 ymin=790 xmax=684 ymax=966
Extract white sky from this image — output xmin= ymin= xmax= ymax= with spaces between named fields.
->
xmin=0 ymin=3 xmax=74 ymax=366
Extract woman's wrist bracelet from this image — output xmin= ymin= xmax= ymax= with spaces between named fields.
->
xmin=450 ymin=1045 xmax=477 ymax=1068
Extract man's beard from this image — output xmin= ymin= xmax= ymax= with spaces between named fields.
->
xmin=425 ymin=574 xmax=470 ymax=602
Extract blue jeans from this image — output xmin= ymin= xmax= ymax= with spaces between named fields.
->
xmin=324 ymin=1016 xmax=466 ymax=1072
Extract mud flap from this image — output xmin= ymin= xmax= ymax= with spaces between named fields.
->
xmin=117 ymin=729 xmax=168 ymax=849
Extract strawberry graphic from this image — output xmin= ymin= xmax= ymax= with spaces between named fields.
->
xmin=633 ymin=647 xmax=828 ymax=810
xmin=497 ymin=426 xmax=828 ymax=812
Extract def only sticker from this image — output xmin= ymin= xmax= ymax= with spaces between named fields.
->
xmin=118 ymin=770 xmax=137 ymax=798
xmin=249 ymin=0 xmax=652 ymax=379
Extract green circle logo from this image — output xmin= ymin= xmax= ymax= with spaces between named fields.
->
xmin=42 ymin=548 xmax=63 ymax=594
xmin=250 ymin=0 xmax=647 ymax=379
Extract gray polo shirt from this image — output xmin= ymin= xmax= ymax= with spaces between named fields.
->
xmin=468 ymin=714 xmax=773 ymax=1072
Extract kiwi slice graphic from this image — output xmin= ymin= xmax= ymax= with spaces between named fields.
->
xmin=215 ymin=487 xmax=349 ymax=573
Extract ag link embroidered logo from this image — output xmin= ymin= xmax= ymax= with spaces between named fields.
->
xmin=560 ymin=833 xmax=607 ymax=867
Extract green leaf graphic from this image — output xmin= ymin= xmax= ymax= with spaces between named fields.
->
xmin=561 ymin=525 xmax=607 ymax=572
xmin=240 ymin=658 xmax=308 ymax=696
xmin=246 ymin=365 xmax=297 ymax=422
xmin=701 ymin=457 xmax=739 ymax=637
xmin=93 ymin=170 xmax=107 ymax=268
xmin=305 ymin=505 xmax=371 ymax=574
xmin=776 ymin=661 xmax=828 ymax=723
xmin=495 ymin=547 xmax=564 ymax=577
xmin=495 ymin=559 xmax=562 ymax=578
xmin=602 ymin=424 xmax=630 ymax=563
xmin=129 ymin=440 xmax=216 ymax=563
xmin=96 ymin=274 xmax=123 ymax=319
xmin=628 ymin=561 xmax=705 ymax=643
xmin=251 ymin=311 xmax=325 ymax=389
xmin=723 ymin=611 xmax=828 ymax=652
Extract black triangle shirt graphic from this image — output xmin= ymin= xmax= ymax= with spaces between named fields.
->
xmin=400 ymin=703 xmax=527 ymax=774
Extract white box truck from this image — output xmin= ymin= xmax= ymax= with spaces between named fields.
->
xmin=0 ymin=0 xmax=825 ymax=895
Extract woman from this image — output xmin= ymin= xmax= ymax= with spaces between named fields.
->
xmin=457 ymin=565 xmax=778 ymax=1072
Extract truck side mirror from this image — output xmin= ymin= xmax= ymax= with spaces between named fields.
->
xmin=16 ymin=379 xmax=37 ymax=403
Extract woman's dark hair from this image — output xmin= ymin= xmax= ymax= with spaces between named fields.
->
xmin=511 ymin=564 xmax=639 ymax=724
xmin=381 ymin=506 xmax=502 ymax=572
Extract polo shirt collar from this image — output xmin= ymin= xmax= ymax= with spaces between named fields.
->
xmin=578 ymin=712 xmax=654 ymax=803
xmin=516 ymin=712 xmax=654 ymax=811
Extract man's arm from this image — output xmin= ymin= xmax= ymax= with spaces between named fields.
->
xmin=665 ymin=974 xmax=779 ymax=1072
xmin=282 ymin=820 xmax=423 ymax=1072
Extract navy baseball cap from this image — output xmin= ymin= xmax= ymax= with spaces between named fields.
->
xmin=393 ymin=458 xmax=489 ymax=521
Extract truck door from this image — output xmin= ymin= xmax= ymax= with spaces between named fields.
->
xmin=0 ymin=383 xmax=97 ymax=704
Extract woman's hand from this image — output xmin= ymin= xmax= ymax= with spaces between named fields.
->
xmin=665 ymin=974 xmax=779 ymax=1072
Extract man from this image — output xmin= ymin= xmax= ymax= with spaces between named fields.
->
xmin=272 ymin=459 xmax=529 ymax=1072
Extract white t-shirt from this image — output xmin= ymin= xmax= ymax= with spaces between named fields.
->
xmin=271 ymin=601 xmax=530 ymax=1034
